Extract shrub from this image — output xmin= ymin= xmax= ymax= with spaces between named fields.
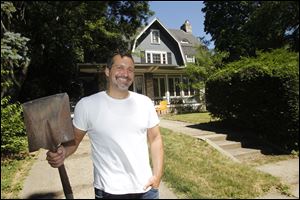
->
xmin=1 ymin=96 xmax=27 ymax=156
xmin=205 ymin=49 xmax=299 ymax=151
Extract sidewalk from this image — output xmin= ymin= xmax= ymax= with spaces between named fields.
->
xmin=19 ymin=135 xmax=178 ymax=199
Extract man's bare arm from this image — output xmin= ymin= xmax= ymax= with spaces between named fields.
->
xmin=46 ymin=126 xmax=86 ymax=168
xmin=144 ymin=124 xmax=164 ymax=189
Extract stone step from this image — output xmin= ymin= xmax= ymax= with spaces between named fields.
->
xmin=226 ymin=147 xmax=262 ymax=160
xmin=214 ymin=140 xmax=242 ymax=149
xmin=202 ymin=134 xmax=227 ymax=141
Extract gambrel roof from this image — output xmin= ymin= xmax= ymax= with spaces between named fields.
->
xmin=168 ymin=29 xmax=201 ymax=56
xmin=132 ymin=17 xmax=187 ymax=66
xmin=132 ymin=18 xmax=203 ymax=67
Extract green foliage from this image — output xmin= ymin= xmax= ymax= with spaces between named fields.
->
xmin=206 ymin=48 xmax=299 ymax=151
xmin=1 ymin=96 xmax=27 ymax=155
xmin=1 ymin=1 xmax=30 ymax=99
xmin=202 ymin=1 xmax=299 ymax=61
xmin=1 ymin=32 xmax=30 ymax=97
xmin=184 ymin=46 xmax=228 ymax=91
xmin=6 ymin=1 xmax=153 ymax=101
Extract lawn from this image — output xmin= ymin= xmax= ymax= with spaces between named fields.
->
xmin=162 ymin=112 xmax=218 ymax=124
xmin=160 ymin=127 xmax=287 ymax=198
xmin=160 ymin=112 xmax=295 ymax=198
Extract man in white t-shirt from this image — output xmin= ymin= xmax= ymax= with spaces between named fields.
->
xmin=46 ymin=51 xmax=164 ymax=199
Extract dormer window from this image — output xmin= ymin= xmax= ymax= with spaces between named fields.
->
xmin=151 ymin=29 xmax=160 ymax=44
xmin=180 ymin=39 xmax=189 ymax=44
xmin=186 ymin=55 xmax=195 ymax=63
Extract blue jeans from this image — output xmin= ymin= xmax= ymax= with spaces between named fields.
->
xmin=95 ymin=187 xmax=159 ymax=199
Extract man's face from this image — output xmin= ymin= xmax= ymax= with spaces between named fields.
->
xmin=105 ymin=55 xmax=135 ymax=91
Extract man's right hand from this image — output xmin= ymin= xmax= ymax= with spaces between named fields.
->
xmin=46 ymin=145 xmax=66 ymax=168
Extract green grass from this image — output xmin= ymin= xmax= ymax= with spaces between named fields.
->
xmin=163 ymin=112 xmax=218 ymax=124
xmin=162 ymin=112 xmax=296 ymax=166
xmin=160 ymin=127 xmax=285 ymax=199
xmin=1 ymin=152 xmax=37 ymax=199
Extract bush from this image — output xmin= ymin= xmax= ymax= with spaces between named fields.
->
xmin=205 ymin=49 xmax=299 ymax=151
xmin=1 ymin=96 xmax=27 ymax=156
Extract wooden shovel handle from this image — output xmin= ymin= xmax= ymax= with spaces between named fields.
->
xmin=58 ymin=164 xmax=74 ymax=199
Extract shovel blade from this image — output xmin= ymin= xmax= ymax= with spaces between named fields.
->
xmin=22 ymin=93 xmax=74 ymax=152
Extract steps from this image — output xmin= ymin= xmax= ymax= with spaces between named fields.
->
xmin=213 ymin=140 xmax=242 ymax=149
xmin=202 ymin=134 xmax=265 ymax=162
xmin=159 ymin=119 xmax=278 ymax=163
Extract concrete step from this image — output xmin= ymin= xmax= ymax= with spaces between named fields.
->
xmin=202 ymin=134 xmax=227 ymax=141
xmin=226 ymin=147 xmax=262 ymax=160
xmin=214 ymin=140 xmax=242 ymax=149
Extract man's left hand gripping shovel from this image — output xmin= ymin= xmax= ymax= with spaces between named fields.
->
xmin=22 ymin=93 xmax=74 ymax=199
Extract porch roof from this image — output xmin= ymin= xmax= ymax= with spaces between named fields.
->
xmin=77 ymin=63 xmax=186 ymax=74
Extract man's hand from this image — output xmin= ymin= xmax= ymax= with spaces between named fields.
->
xmin=143 ymin=175 xmax=160 ymax=191
xmin=46 ymin=146 xmax=66 ymax=168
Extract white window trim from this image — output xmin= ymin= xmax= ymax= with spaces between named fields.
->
xmin=150 ymin=29 xmax=160 ymax=44
xmin=185 ymin=55 xmax=195 ymax=63
xmin=145 ymin=50 xmax=167 ymax=64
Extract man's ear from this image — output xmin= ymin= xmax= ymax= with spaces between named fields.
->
xmin=105 ymin=67 xmax=110 ymax=77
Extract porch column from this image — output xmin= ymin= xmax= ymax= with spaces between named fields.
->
xmin=145 ymin=73 xmax=154 ymax=100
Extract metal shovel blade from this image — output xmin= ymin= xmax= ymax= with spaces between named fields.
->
xmin=22 ymin=93 xmax=74 ymax=152
xmin=22 ymin=93 xmax=75 ymax=199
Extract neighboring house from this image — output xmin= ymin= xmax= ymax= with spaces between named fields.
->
xmin=78 ymin=17 xmax=204 ymax=111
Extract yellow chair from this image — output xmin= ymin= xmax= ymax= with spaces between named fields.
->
xmin=155 ymin=100 xmax=168 ymax=115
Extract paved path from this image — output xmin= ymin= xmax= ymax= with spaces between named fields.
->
xmin=19 ymin=135 xmax=178 ymax=199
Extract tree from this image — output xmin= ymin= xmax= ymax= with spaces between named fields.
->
xmin=1 ymin=1 xmax=30 ymax=100
xmin=1 ymin=1 xmax=28 ymax=156
xmin=9 ymin=1 xmax=153 ymax=102
xmin=184 ymin=45 xmax=228 ymax=105
xmin=202 ymin=1 xmax=299 ymax=62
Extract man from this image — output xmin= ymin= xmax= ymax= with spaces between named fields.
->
xmin=46 ymin=51 xmax=164 ymax=199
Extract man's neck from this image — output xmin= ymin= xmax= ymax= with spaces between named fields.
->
xmin=106 ymin=89 xmax=129 ymax=99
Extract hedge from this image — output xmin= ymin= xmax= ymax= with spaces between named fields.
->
xmin=205 ymin=49 xmax=299 ymax=151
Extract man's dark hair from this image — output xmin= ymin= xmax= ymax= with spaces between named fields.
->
xmin=107 ymin=50 xmax=134 ymax=69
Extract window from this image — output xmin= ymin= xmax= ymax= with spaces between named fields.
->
xmin=182 ymin=76 xmax=196 ymax=96
xmin=153 ymin=77 xmax=166 ymax=98
xmin=151 ymin=29 xmax=160 ymax=44
xmin=152 ymin=53 xmax=161 ymax=64
xmin=130 ymin=75 xmax=144 ymax=94
xmin=134 ymin=76 xmax=144 ymax=94
xmin=168 ymin=76 xmax=196 ymax=97
xmin=168 ymin=76 xmax=181 ymax=96
xmin=145 ymin=51 xmax=167 ymax=64
xmin=180 ymin=39 xmax=189 ymax=44
xmin=186 ymin=55 xmax=195 ymax=63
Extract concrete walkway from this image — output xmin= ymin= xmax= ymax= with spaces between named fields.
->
xmin=19 ymin=135 xmax=178 ymax=199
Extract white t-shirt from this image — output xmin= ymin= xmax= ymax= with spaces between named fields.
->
xmin=72 ymin=91 xmax=160 ymax=194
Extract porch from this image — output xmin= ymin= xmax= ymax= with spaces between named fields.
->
xmin=77 ymin=63 xmax=206 ymax=113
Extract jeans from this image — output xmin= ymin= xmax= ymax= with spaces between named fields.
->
xmin=95 ymin=187 xmax=159 ymax=199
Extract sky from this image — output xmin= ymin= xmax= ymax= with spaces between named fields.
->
xmin=148 ymin=1 xmax=215 ymax=50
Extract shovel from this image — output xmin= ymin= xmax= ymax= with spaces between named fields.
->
xmin=22 ymin=93 xmax=74 ymax=199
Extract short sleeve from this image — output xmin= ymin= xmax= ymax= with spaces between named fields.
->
xmin=147 ymin=99 xmax=160 ymax=128
xmin=72 ymin=99 xmax=88 ymax=131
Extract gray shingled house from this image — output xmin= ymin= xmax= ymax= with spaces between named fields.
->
xmin=78 ymin=18 xmax=203 ymax=111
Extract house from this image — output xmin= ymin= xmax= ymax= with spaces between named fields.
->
xmin=78 ymin=18 xmax=204 ymax=112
